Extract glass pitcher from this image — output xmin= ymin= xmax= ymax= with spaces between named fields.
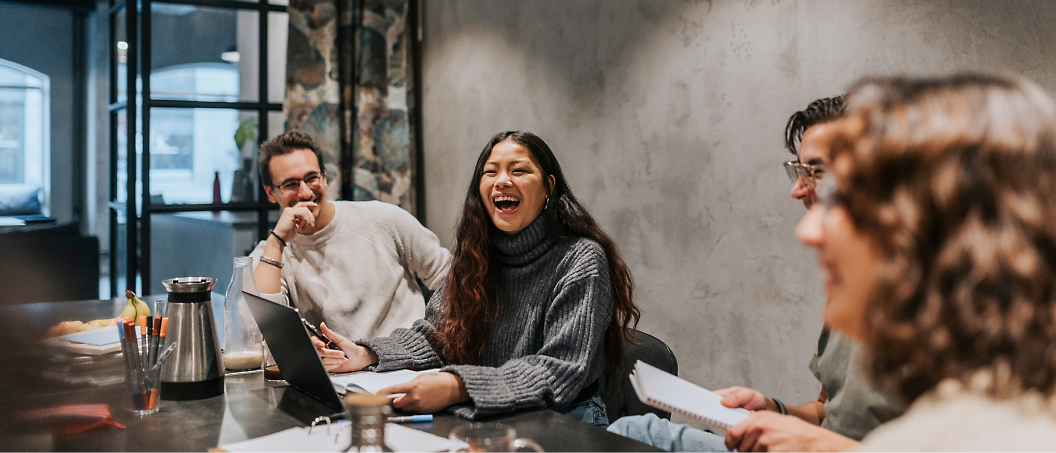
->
xmin=223 ymin=256 xmax=264 ymax=371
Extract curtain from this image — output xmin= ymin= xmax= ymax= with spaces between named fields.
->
xmin=285 ymin=0 xmax=418 ymax=214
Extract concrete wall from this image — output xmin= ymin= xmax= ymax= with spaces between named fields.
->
xmin=418 ymin=0 xmax=1056 ymax=406
xmin=0 ymin=2 xmax=78 ymax=225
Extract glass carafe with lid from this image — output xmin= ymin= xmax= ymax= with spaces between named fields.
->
xmin=223 ymin=256 xmax=264 ymax=371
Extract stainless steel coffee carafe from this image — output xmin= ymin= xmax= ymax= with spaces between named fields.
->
xmin=159 ymin=277 xmax=225 ymax=400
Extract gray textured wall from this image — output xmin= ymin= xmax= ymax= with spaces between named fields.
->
xmin=419 ymin=0 xmax=1056 ymax=407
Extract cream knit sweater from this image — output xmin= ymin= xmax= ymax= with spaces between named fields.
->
xmin=251 ymin=200 xmax=451 ymax=340
xmin=860 ymin=377 xmax=1056 ymax=451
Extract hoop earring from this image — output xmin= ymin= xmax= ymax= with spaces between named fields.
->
xmin=544 ymin=197 xmax=550 ymax=211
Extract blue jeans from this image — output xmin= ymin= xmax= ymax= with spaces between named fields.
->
xmin=559 ymin=393 xmax=609 ymax=428
xmin=607 ymin=413 xmax=729 ymax=452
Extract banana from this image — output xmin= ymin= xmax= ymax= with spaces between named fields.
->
xmin=125 ymin=290 xmax=151 ymax=320
xmin=134 ymin=296 xmax=151 ymax=320
xmin=119 ymin=291 xmax=138 ymax=320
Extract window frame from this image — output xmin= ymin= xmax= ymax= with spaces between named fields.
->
xmin=108 ymin=0 xmax=285 ymax=297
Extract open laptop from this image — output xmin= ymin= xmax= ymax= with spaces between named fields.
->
xmin=242 ymin=290 xmax=346 ymax=413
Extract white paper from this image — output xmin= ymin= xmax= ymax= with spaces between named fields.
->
xmin=220 ymin=421 xmax=464 ymax=452
xmin=330 ymin=368 xmax=440 ymax=395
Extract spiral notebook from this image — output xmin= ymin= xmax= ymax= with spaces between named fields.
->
xmin=630 ymin=360 xmax=751 ymax=431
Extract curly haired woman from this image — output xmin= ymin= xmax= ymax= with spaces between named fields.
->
xmin=313 ymin=131 xmax=640 ymax=426
xmin=797 ymin=74 xmax=1056 ymax=450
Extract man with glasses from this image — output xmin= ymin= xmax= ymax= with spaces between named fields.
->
xmin=608 ymin=96 xmax=904 ymax=451
xmin=252 ymin=131 xmax=451 ymax=341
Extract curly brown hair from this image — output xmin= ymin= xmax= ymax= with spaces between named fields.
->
xmin=828 ymin=74 xmax=1056 ymax=402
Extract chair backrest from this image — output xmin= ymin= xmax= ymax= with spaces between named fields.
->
xmin=600 ymin=330 xmax=678 ymax=421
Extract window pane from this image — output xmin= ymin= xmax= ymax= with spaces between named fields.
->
xmin=152 ymin=64 xmax=239 ymax=103
xmin=148 ymin=107 xmax=251 ymax=205
xmin=151 ymin=4 xmax=239 ymax=98
xmin=0 ymin=88 xmax=26 ymax=184
xmin=115 ymin=107 xmax=141 ymax=208
xmin=148 ymin=7 xmax=287 ymax=104
xmin=268 ymin=11 xmax=288 ymax=104
xmin=228 ymin=9 xmax=288 ymax=104
xmin=152 ymin=5 xmax=259 ymax=102
xmin=267 ymin=110 xmax=285 ymax=140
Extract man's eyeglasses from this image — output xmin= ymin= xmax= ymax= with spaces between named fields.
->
xmin=783 ymin=161 xmax=826 ymax=188
xmin=270 ymin=170 xmax=325 ymax=196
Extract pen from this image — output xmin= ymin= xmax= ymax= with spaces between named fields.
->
xmin=121 ymin=320 xmax=144 ymax=409
xmin=137 ymin=316 xmax=148 ymax=357
xmin=115 ymin=318 xmax=136 ymax=408
xmin=388 ymin=415 xmax=432 ymax=423
xmin=302 ymin=318 xmax=341 ymax=350
xmin=147 ymin=317 xmax=161 ymax=367
xmin=146 ymin=340 xmax=178 ymax=410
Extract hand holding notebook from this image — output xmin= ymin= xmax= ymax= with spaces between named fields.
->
xmin=630 ymin=360 xmax=751 ymax=431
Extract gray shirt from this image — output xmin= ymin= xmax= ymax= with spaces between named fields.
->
xmin=359 ymin=217 xmax=614 ymax=419
xmin=809 ymin=329 xmax=907 ymax=440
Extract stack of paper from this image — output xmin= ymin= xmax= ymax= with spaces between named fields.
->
xmin=630 ymin=360 xmax=751 ymax=431
xmin=46 ymin=326 xmax=122 ymax=355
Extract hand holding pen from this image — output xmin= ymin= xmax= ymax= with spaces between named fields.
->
xmin=311 ymin=322 xmax=378 ymax=374
xmin=301 ymin=318 xmax=341 ymax=351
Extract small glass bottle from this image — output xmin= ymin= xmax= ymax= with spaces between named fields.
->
xmin=223 ymin=257 xmax=264 ymax=371
xmin=344 ymin=394 xmax=393 ymax=452
xmin=213 ymin=171 xmax=222 ymax=204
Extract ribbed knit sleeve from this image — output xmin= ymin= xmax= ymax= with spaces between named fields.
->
xmin=444 ymin=270 xmax=612 ymax=419
xmin=355 ymin=283 xmax=449 ymax=371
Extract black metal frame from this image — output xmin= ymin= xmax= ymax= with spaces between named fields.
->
xmin=107 ymin=0 xmax=285 ymax=296
xmin=408 ymin=0 xmax=425 ymax=223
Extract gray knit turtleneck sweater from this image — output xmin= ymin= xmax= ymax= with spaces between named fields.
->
xmin=358 ymin=216 xmax=614 ymax=419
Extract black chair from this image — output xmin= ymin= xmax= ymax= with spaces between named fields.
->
xmin=600 ymin=329 xmax=678 ymax=421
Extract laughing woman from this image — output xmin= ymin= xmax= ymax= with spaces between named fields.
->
xmin=314 ymin=131 xmax=640 ymax=425
xmin=797 ymin=74 xmax=1056 ymax=450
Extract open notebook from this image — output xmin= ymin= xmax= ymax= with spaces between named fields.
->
xmin=330 ymin=369 xmax=440 ymax=395
xmin=631 ymin=360 xmax=751 ymax=431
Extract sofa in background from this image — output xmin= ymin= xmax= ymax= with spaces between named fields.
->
xmin=0 ymin=222 xmax=99 ymax=304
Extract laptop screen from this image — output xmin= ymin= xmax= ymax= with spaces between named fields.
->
xmin=242 ymin=291 xmax=345 ymax=412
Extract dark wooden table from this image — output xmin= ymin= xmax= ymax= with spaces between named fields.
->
xmin=0 ymin=299 xmax=660 ymax=452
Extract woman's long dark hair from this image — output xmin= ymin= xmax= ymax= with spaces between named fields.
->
xmin=435 ymin=131 xmax=640 ymax=376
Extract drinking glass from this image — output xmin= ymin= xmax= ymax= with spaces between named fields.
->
xmin=262 ymin=340 xmax=284 ymax=382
